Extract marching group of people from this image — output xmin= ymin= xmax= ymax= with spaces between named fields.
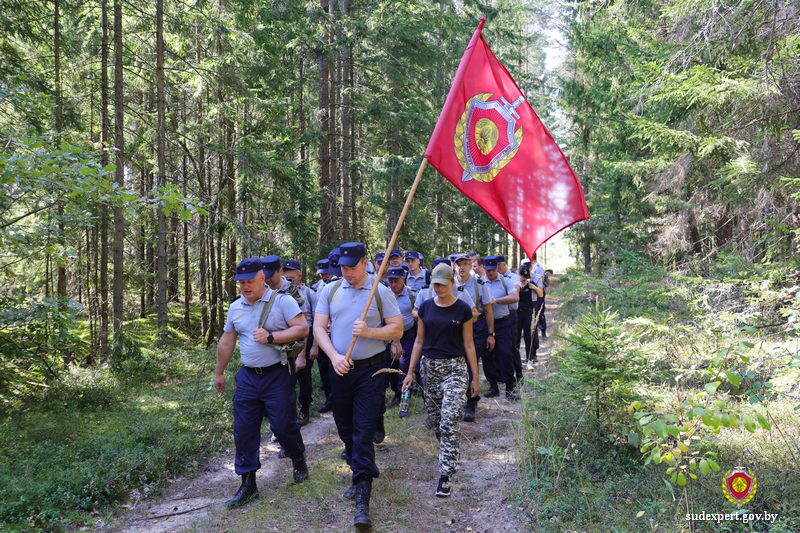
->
xmin=215 ymin=243 xmax=548 ymax=527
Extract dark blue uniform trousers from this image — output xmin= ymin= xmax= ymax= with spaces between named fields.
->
xmin=330 ymin=360 xmax=384 ymax=483
xmin=297 ymin=329 xmax=315 ymax=411
xmin=483 ymin=316 xmax=515 ymax=388
xmin=317 ymin=349 xmax=332 ymax=398
xmin=233 ymin=365 xmax=305 ymax=475
xmin=395 ymin=326 xmax=418 ymax=392
xmin=468 ymin=316 xmax=488 ymax=400
xmin=519 ymin=307 xmax=539 ymax=360
xmin=536 ymin=296 xmax=547 ymax=334
xmin=509 ymin=310 xmax=522 ymax=376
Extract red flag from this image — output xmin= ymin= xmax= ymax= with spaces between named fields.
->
xmin=425 ymin=18 xmax=589 ymax=259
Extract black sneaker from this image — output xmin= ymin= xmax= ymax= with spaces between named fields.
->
xmin=387 ymin=394 xmax=400 ymax=408
xmin=435 ymin=475 xmax=451 ymax=497
xmin=340 ymin=449 xmax=348 ymax=460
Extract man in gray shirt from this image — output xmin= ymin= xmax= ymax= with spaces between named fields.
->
xmin=215 ymin=258 xmax=310 ymax=509
xmin=314 ymin=242 xmax=403 ymax=528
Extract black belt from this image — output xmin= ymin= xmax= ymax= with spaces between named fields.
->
xmin=350 ymin=352 xmax=385 ymax=369
xmin=509 ymin=309 xmax=517 ymax=315
xmin=244 ymin=361 xmax=288 ymax=374
xmin=403 ymin=326 xmax=417 ymax=334
xmin=495 ymin=315 xmax=509 ymax=323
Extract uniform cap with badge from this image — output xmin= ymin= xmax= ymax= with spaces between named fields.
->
xmin=432 ymin=257 xmax=451 ymax=268
xmin=261 ymin=255 xmax=281 ymax=277
xmin=404 ymin=250 xmax=421 ymax=260
xmin=375 ymin=252 xmax=385 ymax=262
xmin=483 ymin=255 xmax=499 ymax=270
xmin=316 ymin=259 xmax=330 ymax=274
xmin=386 ymin=267 xmax=406 ymax=279
xmin=338 ymin=242 xmax=366 ymax=268
xmin=283 ymin=260 xmax=301 ymax=271
xmin=389 ymin=248 xmax=402 ymax=258
xmin=234 ymin=258 xmax=264 ymax=280
xmin=328 ymin=248 xmax=343 ymax=276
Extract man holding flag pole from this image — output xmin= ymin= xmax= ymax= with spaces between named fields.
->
xmin=317 ymin=16 xmax=587 ymax=523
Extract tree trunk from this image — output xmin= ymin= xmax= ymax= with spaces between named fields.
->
xmin=155 ymin=0 xmax=168 ymax=341
xmin=112 ymin=0 xmax=125 ymax=344
xmin=99 ymin=0 xmax=110 ymax=357
xmin=318 ymin=0 xmax=333 ymax=248
xmin=340 ymin=0 xmax=350 ymax=239
xmin=581 ymin=157 xmax=591 ymax=273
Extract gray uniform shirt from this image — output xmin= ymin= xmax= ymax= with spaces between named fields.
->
xmin=485 ymin=275 xmax=514 ymax=320
xmin=224 ymin=288 xmax=303 ymax=367
xmin=392 ymin=286 xmax=416 ymax=331
xmin=502 ymin=270 xmax=521 ymax=311
xmin=455 ymin=274 xmax=491 ymax=314
xmin=414 ymin=284 xmax=476 ymax=311
xmin=315 ymin=275 xmax=401 ymax=360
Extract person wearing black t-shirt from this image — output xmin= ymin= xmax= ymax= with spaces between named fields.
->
xmin=518 ymin=263 xmax=543 ymax=367
xmin=402 ymin=263 xmax=480 ymax=498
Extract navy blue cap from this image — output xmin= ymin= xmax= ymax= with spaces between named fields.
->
xmin=448 ymin=253 xmax=459 ymax=263
xmin=386 ymin=267 xmax=406 ymax=279
xmin=234 ymin=258 xmax=264 ymax=280
xmin=375 ymin=252 xmax=385 ymax=262
xmin=453 ymin=253 xmax=471 ymax=263
xmin=283 ymin=260 xmax=301 ymax=271
xmin=339 ymin=242 xmax=366 ymax=268
xmin=497 ymin=255 xmax=507 ymax=264
xmin=328 ymin=248 xmax=342 ymax=276
xmin=316 ymin=259 xmax=329 ymax=274
xmin=519 ymin=263 xmax=531 ymax=278
xmin=484 ymin=255 xmax=499 ymax=270
xmin=261 ymin=255 xmax=281 ymax=278
xmin=432 ymin=257 xmax=451 ymax=268
xmin=405 ymin=250 xmax=421 ymax=260
xmin=389 ymin=248 xmax=402 ymax=258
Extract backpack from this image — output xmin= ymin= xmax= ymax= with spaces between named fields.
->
xmin=326 ymin=275 xmax=385 ymax=326
xmin=405 ymin=286 xmax=416 ymax=308
xmin=282 ymin=279 xmax=305 ymax=308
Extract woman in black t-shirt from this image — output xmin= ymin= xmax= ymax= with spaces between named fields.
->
xmin=402 ymin=263 xmax=479 ymax=498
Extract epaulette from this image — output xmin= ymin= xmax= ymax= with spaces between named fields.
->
xmin=421 ymin=284 xmax=430 ymax=290
xmin=476 ymin=278 xmax=485 ymax=285
xmin=325 ymin=276 xmax=341 ymax=284
xmin=230 ymin=294 xmax=242 ymax=303
xmin=457 ymin=285 xmax=465 ymax=292
xmin=379 ymin=279 xmax=389 ymax=287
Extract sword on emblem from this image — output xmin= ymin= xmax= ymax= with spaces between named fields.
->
xmin=461 ymin=95 xmax=526 ymax=182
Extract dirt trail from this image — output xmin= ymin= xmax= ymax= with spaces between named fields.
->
xmin=108 ymin=292 xmax=562 ymax=533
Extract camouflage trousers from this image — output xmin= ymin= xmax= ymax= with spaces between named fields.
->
xmin=421 ymin=356 xmax=469 ymax=477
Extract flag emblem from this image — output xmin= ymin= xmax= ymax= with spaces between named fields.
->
xmin=722 ymin=467 xmax=757 ymax=505
xmin=455 ymin=93 xmax=525 ymax=182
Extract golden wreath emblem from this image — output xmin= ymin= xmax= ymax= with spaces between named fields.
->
xmin=454 ymin=93 xmax=525 ymax=183
xmin=722 ymin=467 xmax=757 ymax=505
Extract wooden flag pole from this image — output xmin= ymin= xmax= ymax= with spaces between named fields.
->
xmin=344 ymin=157 xmax=429 ymax=364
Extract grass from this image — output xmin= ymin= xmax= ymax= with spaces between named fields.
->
xmin=0 ymin=301 xmax=236 ymax=532
xmin=514 ymin=257 xmax=800 ymax=532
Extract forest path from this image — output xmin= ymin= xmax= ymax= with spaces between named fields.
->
xmin=108 ymin=288 xmax=563 ymax=533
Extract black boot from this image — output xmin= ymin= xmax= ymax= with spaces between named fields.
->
xmin=292 ymin=453 xmax=309 ymax=483
xmin=463 ymin=397 xmax=477 ymax=422
xmin=484 ymin=382 xmax=500 ymax=397
xmin=317 ymin=393 xmax=333 ymax=413
xmin=353 ymin=479 xmax=373 ymax=527
xmin=373 ymin=415 xmax=386 ymax=444
xmin=225 ymin=471 xmax=258 ymax=509
xmin=298 ymin=405 xmax=311 ymax=426
xmin=343 ymin=482 xmax=357 ymax=500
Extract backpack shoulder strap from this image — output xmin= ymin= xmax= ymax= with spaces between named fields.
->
xmin=500 ymin=275 xmax=507 ymax=294
xmin=258 ymin=290 xmax=280 ymax=330
xmin=406 ymin=286 xmax=416 ymax=308
xmin=471 ymin=274 xmax=481 ymax=306
xmin=327 ymin=278 xmax=345 ymax=306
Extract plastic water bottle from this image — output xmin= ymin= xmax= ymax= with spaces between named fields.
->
xmin=398 ymin=390 xmax=410 ymax=419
